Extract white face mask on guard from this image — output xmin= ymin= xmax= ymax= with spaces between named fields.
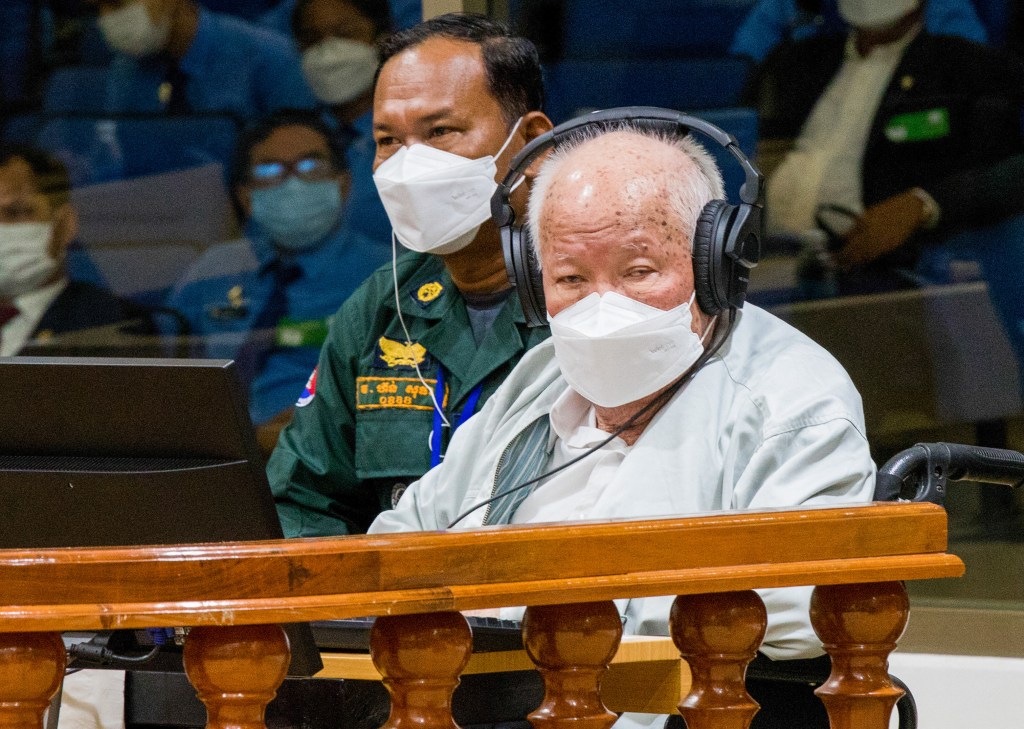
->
xmin=373 ymin=117 xmax=523 ymax=255
xmin=0 ymin=222 xmax=59 ymax=299
xmin=97 ymin=1 xmax=171 ymax=57
xmin=549 ymin=291 xmax=712 ymax=409
xmin=301 ymin=37 xmax=379 ymax=106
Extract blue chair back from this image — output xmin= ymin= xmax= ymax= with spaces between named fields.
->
xmin=544 ymin=57 xmax=752 ymax=123
xmin=32 ymin=114 xmax=238 ymax=186
xmin=561 ymin=0 xmax=758 ymax=59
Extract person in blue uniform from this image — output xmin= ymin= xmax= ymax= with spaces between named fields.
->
xmin=731 ymin=0 xmax=987 ymax=63
xmin=290 ymin=0 xmax=394 ymax=249
xmin=167 ymin=109 xmax=389 ymax=432
xmin=90 ymin=0 xmax=316 ymax=118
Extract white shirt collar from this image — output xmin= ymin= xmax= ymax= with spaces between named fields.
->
xmin=548 ymin=387 xmax=628 ymax=452
xmin=14 ymin=277 xmax=67 ymax=316
xmin=0 ymin=278 xmax=68 ymax=356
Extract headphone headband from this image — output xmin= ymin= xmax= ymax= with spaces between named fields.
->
xmin=491 ymin=106 xmax=764 ymax=227
xmin=494 ymin=106 xmax=763 ymax=327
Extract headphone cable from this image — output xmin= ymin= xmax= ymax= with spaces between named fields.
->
xmin=446 ymin=308 xmax=736 ymax=529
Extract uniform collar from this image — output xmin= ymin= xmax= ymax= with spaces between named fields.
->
xmin=247 ymin=221 xmax=353 ymax=281
xmin=381 ymin=252 xmax=528 ymax=325
xmin=379 ymin=252 xmax=534 ymax=403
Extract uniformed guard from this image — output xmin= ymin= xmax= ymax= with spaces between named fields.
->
xmin=267 ymin=14 xmax=553 ymax=536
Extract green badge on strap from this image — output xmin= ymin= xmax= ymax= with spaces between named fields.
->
xmin=276 ymin=318 xmax=329 ymax=347
xmin=884 ymin=108 xmax=950 ymax=143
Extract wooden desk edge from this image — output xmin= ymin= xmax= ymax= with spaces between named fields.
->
xmin=317 ymin=635 xmax=691 ymax=714
xmin=316 ymin=634 xmax=684 ymax=679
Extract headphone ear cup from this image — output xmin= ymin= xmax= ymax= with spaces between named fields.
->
xmin=502 ymin=222 xmax=547 ymax=327
xmin=692 ymin=199 xmax=729 ymax=317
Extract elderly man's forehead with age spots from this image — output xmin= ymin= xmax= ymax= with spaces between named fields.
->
xmin=540 ymin=131 xmax=698 ymax=246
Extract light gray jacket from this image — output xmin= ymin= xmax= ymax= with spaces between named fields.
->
xmin=370 ymin=304 xmax=875 ymax=660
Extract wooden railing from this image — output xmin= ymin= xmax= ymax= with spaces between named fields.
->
xmin=0 ymin=502 xmax=963 ymax=729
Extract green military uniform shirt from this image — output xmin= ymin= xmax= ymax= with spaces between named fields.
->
xmin=267 ymin=252 xmax=550 ymax=537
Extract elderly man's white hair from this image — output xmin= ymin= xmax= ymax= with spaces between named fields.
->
xmin=526 ymin=127 xmax=726 ymax=266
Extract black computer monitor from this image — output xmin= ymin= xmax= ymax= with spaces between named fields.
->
xmin=0 ymin=356 xmax=282 ymax=547
xmin=0 ymin=356 xmax=321 ymax=675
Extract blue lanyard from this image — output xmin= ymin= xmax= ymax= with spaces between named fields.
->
xmin=430 ymin=367 xmax=483 ymax=468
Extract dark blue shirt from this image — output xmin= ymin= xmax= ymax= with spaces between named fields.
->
xmin=167 ymin=222 xmax=389 ymax=424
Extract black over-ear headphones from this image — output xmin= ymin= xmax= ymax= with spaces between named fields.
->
xmin=490 ymin=106 xmax=763 ymax=328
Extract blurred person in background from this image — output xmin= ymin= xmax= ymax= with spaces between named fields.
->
xmin=731 ymin=0 xmax=986 ymax=63
xmin=0 ymin=143 xmax=152 ymax=356
xmin=290 ymin=0 xmax=394 ymax=248
xmin=746 ymin=0 xmax=1024 ymax=298
xmin=166 ymin=109 xmax=389 ymax=443
xmin=89 ymin=0 xmax=316 ymax=118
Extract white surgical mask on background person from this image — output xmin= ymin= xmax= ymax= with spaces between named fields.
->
xmin=837 ymin=0 xmax=918 ymax=30
xmin=0 ymin=222 xmax=59 ymax=299
xmin=97 ymin=1 xmax=171 ymax=57
xmin=549 ymin=291 xmax=710 ymax=408
xmin=302 ymin=37 xmax=379 ymax=106
xmin=373 ymin=117 xmax=523 ymax=255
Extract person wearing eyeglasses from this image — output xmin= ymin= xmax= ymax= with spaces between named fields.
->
xmin=166 ymin=109 xmax=390 ymax=439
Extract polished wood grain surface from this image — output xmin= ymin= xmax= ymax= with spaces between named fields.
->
xmin=183 ymin=625 xmax=290 ymax=729
xmin=0 ymin=502 xmax=964 ymax=729
xmin=811 ymin=582 xmax=910 ymax=729
xmin=672 ymin=592 xmax=766 ymax=729
xmin=0 ymin=632 xmax=64 ymax=729
xmin=524 ymin=602 xmax=622 ymax=729
xmin=0 ymin=503 xmax=961 ymax=632
xmin=371 ymin=612 xmax=471 ymax=729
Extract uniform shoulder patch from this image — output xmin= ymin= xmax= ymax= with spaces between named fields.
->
xmin=296 ymin=367 xmax=318 ymax=407
xmin=377 ymin=336 xmax=428 ymax=368
xmin=416 ymin=281 xmax=444 ymax=303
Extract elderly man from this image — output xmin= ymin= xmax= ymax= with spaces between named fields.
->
xmin=369 ymin=126 xmax=875 ymax=681
xmin=268 ymin=14 xmax=553 ymax=536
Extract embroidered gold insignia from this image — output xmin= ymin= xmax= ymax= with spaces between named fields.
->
xmin=378 ymin=337 xmax=427 ymax=368
xmin=227 ymin=285 xmax=245 ymax=308
xmin=417 ymin=281 xmax=444 ymax=303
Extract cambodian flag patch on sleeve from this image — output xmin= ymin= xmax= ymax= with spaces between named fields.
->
xmin=296 ymin=367 xmax=318 ymax=407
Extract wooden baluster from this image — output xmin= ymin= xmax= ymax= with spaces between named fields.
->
xmin=183 ymin=624 xmax=290 ymax=729
xmin=0 ymin=632 xmax=66 ymax=729
xmin=371 ymin=611 xmax=472 ymax=729
xmin=523 ymin=601 xmax=622 ymax=729
xmin=810 ymin=581 xmax=908 ymax=729
xmin=671 ymin=591 xmax=766 ymax=729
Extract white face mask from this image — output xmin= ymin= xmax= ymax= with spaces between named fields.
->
xmin=549 ymin=291 xmax=709 ymax=408
xmin=302 ymin=37 xmax=379 ymax=106
xmin=837 ymin=0 xmax=918 ymax=30
xmin=373 ymin=117 xmax=523 ymax=255
xmin=0 ymin=222 xmax=59 ymax=299
xmin=97 ymin=1 xmax=171 ymax=58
